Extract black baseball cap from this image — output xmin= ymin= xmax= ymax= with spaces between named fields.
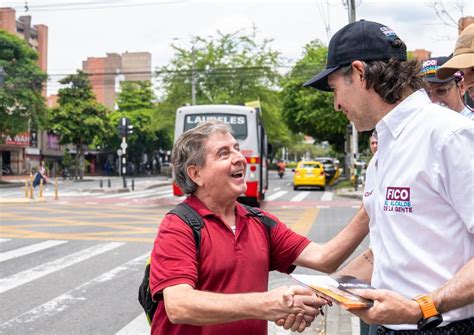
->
xmin=420 ymin=57 xmax=454 ymax=83
xmin=304 ymin=20 xmax=407 ymax=91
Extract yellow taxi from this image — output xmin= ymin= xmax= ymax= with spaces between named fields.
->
xmin=293 ymin=161 xmax=326 ymax=191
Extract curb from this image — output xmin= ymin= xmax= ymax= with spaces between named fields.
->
xmin=336 ymin=189 xmax=363 ymax=200
xmin=145 ymin=182 xmax=173 ymax=190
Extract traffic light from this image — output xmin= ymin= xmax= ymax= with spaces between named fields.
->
xmin=118 ymin=117 xmax=133 ymax=138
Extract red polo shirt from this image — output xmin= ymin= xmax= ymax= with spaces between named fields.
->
xmin=149 ymin=195 xmax=310 ymax=335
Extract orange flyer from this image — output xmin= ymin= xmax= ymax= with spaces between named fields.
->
xmin=291 ymin=274 xmax=374 ymax=310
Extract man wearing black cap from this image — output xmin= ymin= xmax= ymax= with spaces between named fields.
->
xmin=304 ymin=20 xmax=474 ymax=334
xmin=420 ymin=56 xmax=473 ymax=120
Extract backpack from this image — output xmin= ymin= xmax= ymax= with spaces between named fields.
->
xmin=138 ymin=202 xmax=277 ymax=326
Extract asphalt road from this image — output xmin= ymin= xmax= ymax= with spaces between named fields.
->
xmin=0 ymin=170 xmax=368 ymax=335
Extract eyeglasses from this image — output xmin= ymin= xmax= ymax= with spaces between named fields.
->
xmin=427 ymin=81 xmax=456 ymax=98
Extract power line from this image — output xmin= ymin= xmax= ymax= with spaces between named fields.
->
xmin=6 ymin=0 xmax=185 ymax=12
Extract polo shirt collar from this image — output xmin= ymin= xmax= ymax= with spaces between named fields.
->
xmin=377 ymin=89 xmax=429 ymax=140
xmin=184 ymin=195 xmax=248 ymax=221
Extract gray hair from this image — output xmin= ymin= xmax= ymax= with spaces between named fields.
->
xmin=172 ymin=120 xmax=233 ymax=194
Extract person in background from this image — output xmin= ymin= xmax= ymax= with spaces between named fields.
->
xmin=33 ymin=160 xmax=48 ymax=188
xmin=420 ymin=56 xmax=473 ymax=120
xmin=304 ymin=19 xmax=474 ymax=334
xmin=369 ymin=130 xmax=378 ymax=155
xmin=150 ymin=120 xmax=370 ymax=335
xmin=437 ymin=23 xmax=474 ymax=119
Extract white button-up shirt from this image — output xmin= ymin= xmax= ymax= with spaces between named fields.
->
xmin=363 ymin=90 xmax=474 ymax=330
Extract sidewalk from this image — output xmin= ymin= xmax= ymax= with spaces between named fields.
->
xmin=0 ymin=175 xmax=173 ymax=204
xmin=336 ymin=187 xmax=363 ymax=200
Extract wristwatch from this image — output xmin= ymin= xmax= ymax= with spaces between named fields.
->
xmin=413 ymin=294 xmax=443 ymax=331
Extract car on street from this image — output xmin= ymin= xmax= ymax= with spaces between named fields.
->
xmin=314 ymin=157 xmax=340 ymax=185
xmin=292 ymin=161 xmax=326 ymax=191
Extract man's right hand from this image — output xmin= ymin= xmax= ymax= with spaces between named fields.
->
xmin=267 ymin=285 xmax=325 ymax=332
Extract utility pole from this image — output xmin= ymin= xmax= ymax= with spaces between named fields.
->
xmin=191 ymin=46 xmax=196 ymax=105
xmin=345 ymin=0 xmax=359 ymax=181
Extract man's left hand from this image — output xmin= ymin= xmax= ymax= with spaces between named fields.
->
xmin=352 ymin=289 xmax=422 ymax=325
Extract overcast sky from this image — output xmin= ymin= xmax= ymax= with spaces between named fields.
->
xmin=3 ymin=0 xmax=472 ymax=94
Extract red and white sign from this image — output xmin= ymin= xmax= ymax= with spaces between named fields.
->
xmin=2 ymin=132 xmax=30 ymax=146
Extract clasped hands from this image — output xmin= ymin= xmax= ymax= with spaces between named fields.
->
xmin=270 ymin=285 xmax=327 ymax=333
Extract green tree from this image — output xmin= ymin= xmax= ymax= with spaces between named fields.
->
xmin=0 ymin=30 xmax=47 ymax=136
xmin=156 ymin=28 xmax=291 ymax=149
xmin=107 ymin=81 xmax=159 ymax=169
xmin=281 ymin=40 xmax=348 ymax=152
xmin=48 ymin=70 xmax=109 ymax=179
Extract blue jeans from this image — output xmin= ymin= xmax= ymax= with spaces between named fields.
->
xmin=33 ymin=173 xmax=46 ymax=188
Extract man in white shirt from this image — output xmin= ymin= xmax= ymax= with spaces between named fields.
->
xmin=420 ymin=56 xmax=473 ymax=120
xmin=303 ymin=20 xmax=474 ymax=334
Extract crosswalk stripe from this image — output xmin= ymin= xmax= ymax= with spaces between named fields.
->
xmin=0 ymin=242 xmax=124 ymax=294
xmin=266 ymin=190 xmax=288 ymax=201
xmin=116 ymin=313 xmax=149 ymax=335
xmin=272 ymin=187 xmax=281 ymax=191
xmin=0 ymin=253 xmax=148 ymax=330
xmin=0 ymin=240 xmax=68 ymax=263
xmin=0 ymin=238 xmax=11 ymax=243
xmin=321 ymin=191 xmax=334 ymax=201
xmin=116 ymin=189 xmax=159 ymax=199
xmin=351 ymin=317 xmax=360 ymax=335
xmin=147 ymin=192 xmax=173 ymax=200
xmin=95 ymin=192 xmax=134 ymax=199
xmin=290 ymin=191 xmax=310 ymax=202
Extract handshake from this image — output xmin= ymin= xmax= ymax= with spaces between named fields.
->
xmin=268 ymin=285 xmax=328 ymax=333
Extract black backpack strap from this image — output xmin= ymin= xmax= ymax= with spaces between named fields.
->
xmin=240 ymin=203 xmax=277 ymax=233
xmin=168 ymin=203 xmax=204 ymax=254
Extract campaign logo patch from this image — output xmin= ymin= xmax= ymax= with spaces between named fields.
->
xmin=384 ymin=187 xmax=413 ymax=213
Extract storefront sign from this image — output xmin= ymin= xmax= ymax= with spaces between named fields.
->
xmin=47 ymin=133 xmax=61 ymax=150
xmin=30 ymin=130 xmax=38 ymax=148
xmin=2 ymin=132 xmax=30 ymax=146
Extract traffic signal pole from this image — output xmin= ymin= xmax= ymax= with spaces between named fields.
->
xmin=118 ymin=117 xmax=133 ymax=189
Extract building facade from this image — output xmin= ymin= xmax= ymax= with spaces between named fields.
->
xmin=82 ymin=51 xmax=151 ymax=110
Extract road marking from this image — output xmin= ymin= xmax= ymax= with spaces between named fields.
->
xmin=117 ymin=189 xmax=159 ymax=199
xmin=0 ymin=240 xmax=68 ymax=263
xmin=291 ymin=208 xmax=320 ymax=236
xmin=266 ymin=191 xmax=288 ymax=201
xmin=316 ymin=205 xmax=330 ymax=208
xmin=147 ymin=191 xmax=173 ymax=200
xmin=116 ymin=313 xmax=149 ymax=335
xmin=0 ymin=242 xmax=124 ymax=294
xmin=0 ymin=238 xmax=11 ymax=243
xmin=94 ymin=192 xmax=133 ymax=199
xmin=272 ymin=187 xmax=281 ymax=191
xmin=352 ymin=205 xmax=360 ymax=209
xmin=351 ymin=317 xmax=360 ymax=335
xmin=290 ymin=191 xmax=310 ymax=202
xmin=321 ymin=191 xmax=334 ymax=201
xmin=0 ymin=253 xmax=149 ymax=330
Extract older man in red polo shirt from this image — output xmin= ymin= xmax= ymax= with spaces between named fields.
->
xmin=149 ymin=120 xmax=369 ymax=335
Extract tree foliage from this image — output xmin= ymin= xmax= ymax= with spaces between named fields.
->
xmin=48 ymin=70 xmax=109 ymax=179
xmin=107 ymin=81 xmax=161 ymax=165
xmin=156 ymin=28 xmax=292 ymax=149
xmin=0 ymin=29 xmax=47 ymax=137
xmin=281 ymin=40 xmax=348 ymax=152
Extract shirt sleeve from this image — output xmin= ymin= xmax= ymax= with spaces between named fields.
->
xmin=436 ymin=126 xmax=474 ymax=233
xmin=261 ymin=211 xmax=311 ymax=273
xmin=149 ymin=214 xmax=199 ymax=297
